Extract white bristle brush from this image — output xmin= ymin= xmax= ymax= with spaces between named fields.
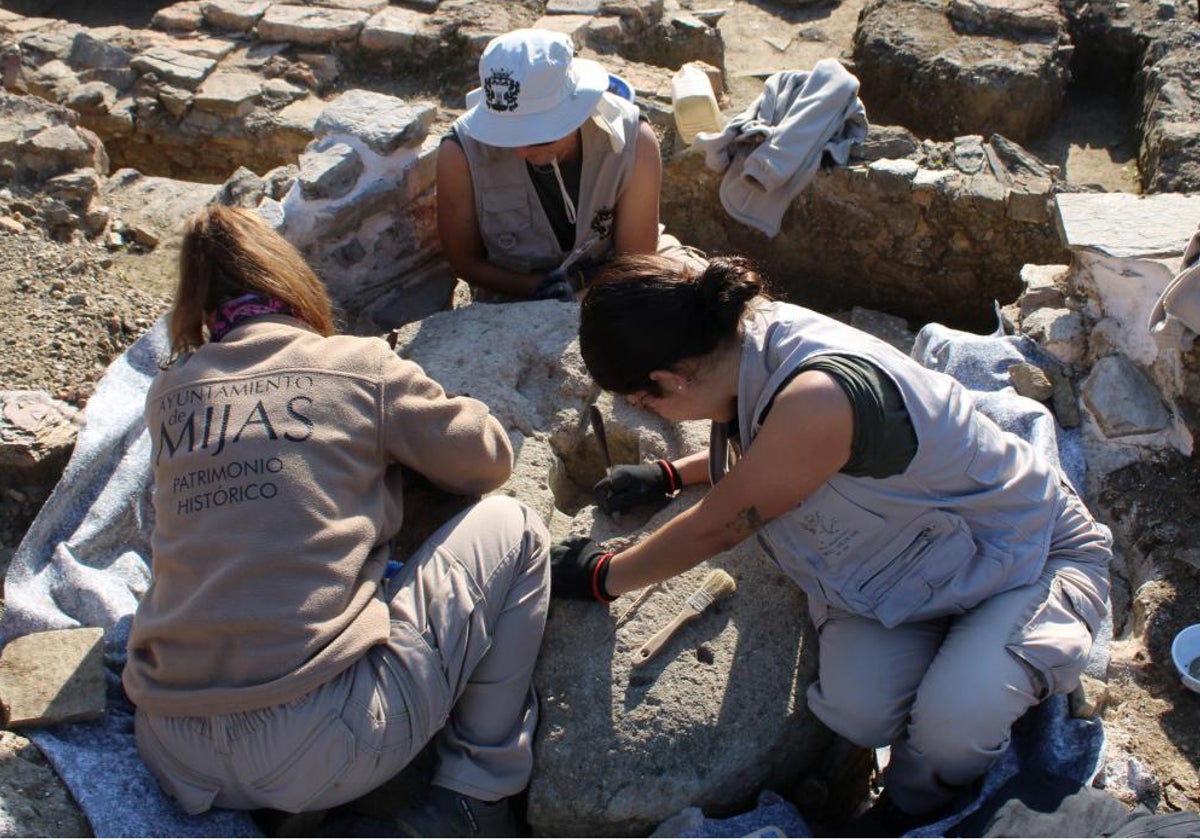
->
xmin=632 ymin=569 xmax=737 ymax=667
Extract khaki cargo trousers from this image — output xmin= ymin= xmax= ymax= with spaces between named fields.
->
xmin=806 ymin=486 xmax=1112 ymax=815
xmin=134 ymin=495 xmax=551 ymax=815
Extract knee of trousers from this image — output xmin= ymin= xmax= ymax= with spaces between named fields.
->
xmin=905 ymin=692 xmax=1016 ymax=768
xmin=469 ymin=496 xmax=552 ymax=594
xmin=807 ymin=683 xmax=907 ymax=748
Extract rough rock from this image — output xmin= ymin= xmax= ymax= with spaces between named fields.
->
xmin=0 ymin=627 xmax=105 ymax=728
xmin=257 ymin=4 xmax=369 ymax=45
xmin=1081 ymin=354 xmax=1172 ymax=438
xmin=0 ymin=390 xmax=82 ymax=484
xmin=1020 ymin=306 xmax=1085 ymax=365
xmin=1008 ymin=361 xmax=1055 ymax=401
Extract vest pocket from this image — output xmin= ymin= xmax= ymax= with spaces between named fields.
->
xmin=479 ymin=186 xmax=531 ymax=254
xmin=856 ymin=509 xmax=977 ymax=628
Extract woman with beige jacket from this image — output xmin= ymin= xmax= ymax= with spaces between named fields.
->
xmin=123 ymin=205 xmax=549 ymax=837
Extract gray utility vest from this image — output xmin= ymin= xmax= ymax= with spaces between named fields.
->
xmin=711 ymin=301 xmax=1061 ymax=628
xmin=453 ymin=92 xmax=640 ymax=274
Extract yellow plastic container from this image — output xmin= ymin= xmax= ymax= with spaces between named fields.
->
xmin=671 ymin=64 xmax=721 ymax=145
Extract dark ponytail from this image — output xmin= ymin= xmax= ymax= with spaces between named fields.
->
xmin=580 ymin=254 xmax=766 ymax=395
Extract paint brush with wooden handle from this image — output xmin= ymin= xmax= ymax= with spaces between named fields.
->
xmin=632 ymin=569 xmax=737 ymax=667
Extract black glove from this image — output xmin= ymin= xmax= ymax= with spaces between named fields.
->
xmin=593 ymin=459 xmax=681 ymax=514
xmin=533 ymin=268 xmax=582 ymax=303
xmin=550 ymin=536 xmax=615 ymax=602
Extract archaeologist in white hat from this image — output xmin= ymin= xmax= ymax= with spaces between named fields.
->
xmin=437 ymin=28 xmax=686 ymax=302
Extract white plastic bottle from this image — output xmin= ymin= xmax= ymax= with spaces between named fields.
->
xmin=671 ymin=63 xmax=721 ymax=145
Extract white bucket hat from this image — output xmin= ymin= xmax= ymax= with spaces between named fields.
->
xmin=457 ymin=29 xmax=610 ymax=148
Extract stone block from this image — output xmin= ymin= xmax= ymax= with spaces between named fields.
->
xmin=1021 ymin=306 xmax=1085 ymax=365
xmin=1017 ymin=263 xmax=1067 ymax=314
xmin=0 ymin=390 xmax=81 ymax=480
xmin=151 ymin=1 xmax=205 ymax=31
xmin=547 ymin=0 xmax=602 ymax=12
xmin=1081 ymin=355 xmax=1171 ymax=438
xmin=1006 ymin=182 xmax=1051 ymax=223
xmin=311 ymin=0 xmax=387 ymax=11
xmin=202 ymin=0 xmax=271 ymax=31
xmin=948 ymin=0 xmax=1062 ymax=37
xmin=20 ymin=124 xmax=95 ymax=178
xmin=130 ymin=46 xmax=216 ymax=89
xmin=0 ymin=627 xmax=106 ymax=728
xmin=20 ymin=28 xmax=80 ymax=62
xmin=585 ymin=14 xmax=625 ymax=44
xmin=45 ymin=167 xmax=101 ymax=206
xmin=1054 ymin=193 xmax=1200 ymax=260
xmin=174 ymin=36 xmax=239 ymax=62
xmin=299 ymin=141 xmax=363 ymax=200
xmin=194 ymin=70 xmax=262 ymax=117
xmin=257 ymin=5 xmax=369 ymax=45
xmin=867 ymin=158 xmax=918 ymax=194
xmin=65 ymin=80 xmax=117 ymax=115
xmin=854 ymin=124 xmax=921 ymax=162
xmin=313 ymin=89 xmax=434 ymax=155
xmin=359 ymin=6 xmax=431 ymax=52
xmin=67 ymin=31 xmax=132 ymax=71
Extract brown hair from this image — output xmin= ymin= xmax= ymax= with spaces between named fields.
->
xmin=168 ymin=205 xmax=336 ymax=358
xmin=579 ymin=253 xmax=766 ymax=395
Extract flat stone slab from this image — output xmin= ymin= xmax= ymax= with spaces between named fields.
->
xmin=313 ymin=89 xmax=434 ymax=155
xmin=257 ymin=4 xmax=369 ymax=44
xmin=0 ymin=628 xmax=106 ymax=728
xmin=359 ymin=6 xmax=435 ymax=52
xmin=547 ymin=0 xmax=603 ymax=13
xmin=1055 ymin=193 xmax=1200 ymax=259
xmin=129 ymin=45 xmax=215 ymax=88
xmin=152 ymin=1 xmax=205 ymax=31
xmin=201 ymin=0 xmax=270 ymax=31
xmin=194 ymin=70 xmax=262 ymax=116
xmin=948 ymin=0 xmax=1062 ymax=35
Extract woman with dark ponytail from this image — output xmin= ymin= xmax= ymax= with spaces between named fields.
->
xmin=555 ymin=253 xmax=1112 ymax=834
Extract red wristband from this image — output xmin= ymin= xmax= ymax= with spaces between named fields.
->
xmin=657 ymin=459 xmax=681 ymax=495
xmin=590 ymin=552 xmax=616 ymax=603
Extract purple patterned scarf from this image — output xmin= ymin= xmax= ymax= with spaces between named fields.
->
xmin=204 ymin=293 xmax=305 ymax=342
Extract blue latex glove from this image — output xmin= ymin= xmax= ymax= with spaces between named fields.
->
xmin=533 ymin=268 xmax=581 ymax=302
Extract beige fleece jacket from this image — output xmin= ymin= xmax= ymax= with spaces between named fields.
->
xmin=122 ymin=316 xmax=512 ymax=716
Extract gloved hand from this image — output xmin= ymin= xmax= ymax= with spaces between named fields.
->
xmin=533 ymin=268 xmax=582 ymax=303
xmin=593 ymin=459 xmax=681 ymax=514
xmin=550 ymin=536 xmax=615 ymax=602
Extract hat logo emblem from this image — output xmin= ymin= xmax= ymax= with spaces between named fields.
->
xmin=483 ymin=69 xmax=520 ymax=112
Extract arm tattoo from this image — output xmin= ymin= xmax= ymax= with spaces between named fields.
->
xmin=727 ymin=506 xmax=765 ymax=538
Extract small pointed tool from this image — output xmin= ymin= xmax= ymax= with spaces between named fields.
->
xmin=589 ymin=404 xmax=613 ymax=475
xmin=632 ymin=569 xmax=737 ymax=667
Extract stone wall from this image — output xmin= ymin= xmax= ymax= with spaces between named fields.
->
xmin=663 ymin=126 xmax=1069 ymax=330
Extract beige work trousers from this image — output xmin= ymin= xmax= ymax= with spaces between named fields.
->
xmin=806 ymin=486 xmax=1111 ymax=815
xmin=134 ymin=496 xmax=550 ymax=815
